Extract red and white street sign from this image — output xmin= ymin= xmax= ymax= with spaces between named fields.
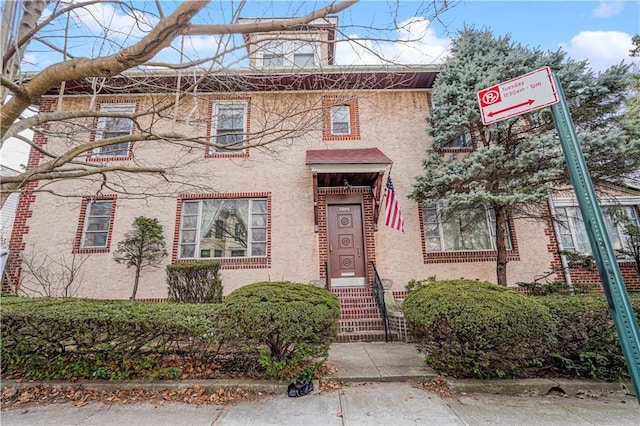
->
xmin=477 ymin=67 xmax=559 ymax=125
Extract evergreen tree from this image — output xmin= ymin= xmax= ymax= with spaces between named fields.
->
xmin=114 ymin=217 xmax=168 ymax=300
xmin=411 ymin=28 xmax=640 ymax=286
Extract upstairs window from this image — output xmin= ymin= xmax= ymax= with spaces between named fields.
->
xmin=322 ymin=97 xmax=360 ymax=141
xmin=259 ymin=39 xmax=318 ymax=68
xmin=92 ymin=103 xmax=135 ymax=158
xmin=292 ymin=41 xmax=316 ymax=67
xmin=330 ymin=106 xmax=351 ymax=135
xmin=444 ymin=129 xmax=473 ymax=150
xmin=210 ymin=101 xmax=248 ymax=154
xmin=262 ymin=41 xmax=285 ymax=67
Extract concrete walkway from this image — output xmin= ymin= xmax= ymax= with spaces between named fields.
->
xmin=2 ymin=342 xmax=639 ymax=425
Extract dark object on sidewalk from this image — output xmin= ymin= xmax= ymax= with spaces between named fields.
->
xmin=288 ymin=381 xmax=314 ymax=397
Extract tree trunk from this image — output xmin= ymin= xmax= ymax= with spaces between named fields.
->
xmin=131 ymin=265 xmax=141 ymax=300
xmin=494 ymin=205 xmax=509 ymax=286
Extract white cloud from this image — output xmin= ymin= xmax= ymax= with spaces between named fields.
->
xmin=560 ymin=31 xmax=639 ymax=72
xmin=592 ymin=0 xmax=624 ymax=18
xmin=70 ymin=2 xmax=157 ymax=42
xmin=335 ymin=17 xmax=450 ymax=66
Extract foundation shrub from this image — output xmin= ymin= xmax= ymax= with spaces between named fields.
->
xmin=402 ymin=280 xmax=554 ymax=379
xmin=538 ymin=293 xmax=640 ymax=380
xmin=1 ymin=296 xmax=220 ymax=380
xmin=217 ymin=281 xmax=340 ymax=383
xmin=167 ymin=260 xmax=223 ymax=303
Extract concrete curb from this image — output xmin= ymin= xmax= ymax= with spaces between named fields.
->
xmin=1 ymin=379 xmax=288 ymax=394
xmin=447 ymin=378 xmax=635 ymax=397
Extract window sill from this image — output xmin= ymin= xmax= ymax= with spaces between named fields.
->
xmin=86 ymin=155 xmax=132 ymax=162
xmin=204 ymin=150 xmax=249 ymax=159
xmin=73 ymin=247 xmax=110 ymax=254
xmin=174 ymin=257 xmax=270 ymax=269
xmin=423 ymin=250 xmax=520 ymax=264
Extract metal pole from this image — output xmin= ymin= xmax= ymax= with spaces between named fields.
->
xmin=550 ymin=73 xmax=640 ymax=403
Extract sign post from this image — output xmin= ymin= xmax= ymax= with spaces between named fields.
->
xmin=549 ymin=74 xmax=640 ymax=402
xmin=478 ymin=68 xmax=640 ymax=403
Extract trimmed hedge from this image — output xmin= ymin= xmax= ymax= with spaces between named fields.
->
xmin=1 ymin=297 xmax=220 ymax=380
xmin=217 ymin=281 xmax=340 ymax=383
xmin=167 ymin=261 xmax=223 ymax=303
xmin=538 ymin=293 xmax=640 ymax=380
xmin=402 ymin=280 xmax=554 ymax=379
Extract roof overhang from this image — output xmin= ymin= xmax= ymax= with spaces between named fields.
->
xmin=306 ymin=148 xmax=392 ymax=231
xmin=36 ymin=66 xmax=438 ymax=96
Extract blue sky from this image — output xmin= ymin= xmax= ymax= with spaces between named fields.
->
xmin=328 ymin=0 xmax=639 ymax=71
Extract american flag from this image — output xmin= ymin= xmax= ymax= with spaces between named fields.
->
xmin=384 ymin=174 xmax=405 ymax=233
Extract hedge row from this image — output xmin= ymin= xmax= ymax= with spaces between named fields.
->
xmin=1 ymin=282 xmax=339 ymax=383
xmin=403 ymin=280 xmax=640 ymax=380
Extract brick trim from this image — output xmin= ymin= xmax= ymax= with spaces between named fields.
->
xmin=73 ymin=195 xmax=118 ymax=254
xmin=205 ymin=97 xmax=251 ymax=159
xmin=3 ymin=99 xmax=56 ymax=293
xmin=440 ymin=129 xmax=477 ymax=154
xmin=86 ymin=100 xmax=139 ymax=162
xmin=322 ymin=96 xmax=361 ymax=141
xmin=172 ymin=192 xmax=271 ymax=269
xmin=418 ymin=205 xmax=520 ymax=263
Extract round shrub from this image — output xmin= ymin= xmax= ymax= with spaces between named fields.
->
xmin=217 ymin=281 xmax=340 ymax=383
xmin=402 ymin=280 xmax=554 ymax=378
xmin=538 ymin=294 xmax=640 ymax=381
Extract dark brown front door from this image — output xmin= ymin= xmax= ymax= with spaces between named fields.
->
xmin=327 ymin=204 xmax=366 ymax=286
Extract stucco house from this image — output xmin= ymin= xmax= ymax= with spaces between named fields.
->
xmin=3 ymin=17 xmax=639 ymax=340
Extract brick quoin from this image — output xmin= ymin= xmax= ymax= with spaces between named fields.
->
xmin=3 ymin=99 xmax=56 ymax=294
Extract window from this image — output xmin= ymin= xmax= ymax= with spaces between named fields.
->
xmin=556 ymin=205 xmax=639 ymax=256
xmin=178 ymin=198 xmax=268 ymax=260
xmin=74 ymin=196 xmax=116 ymax=253
xmin=259 ymin=39 xmax=317 ymax=68
xmin=210 ymin=102 xmax=248 ymax=154
xmin=92 ymin=103 xmax=135 ymax=158
xmin=322 ymin=97 xmax=360 ymax=141
xmin=422 ymin=204 xmax=512 ymax=252
xmin=444 ymin=129 xmax=473 ymax=149
xmin=292 ymin=41 xmax=315 ymax=67
xmin=262 ymin=41 xmax=285 ymax=67
xmin=330 ymin=106 xmax=351 ymax=135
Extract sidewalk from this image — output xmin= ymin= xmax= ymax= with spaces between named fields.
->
xmin=2 ymin=342 xmax=639 ymax=425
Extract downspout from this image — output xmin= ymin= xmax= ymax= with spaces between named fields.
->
xmin=547 ymin=198 xmax=574 ymax=292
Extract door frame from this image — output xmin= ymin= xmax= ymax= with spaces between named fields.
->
xmin=327 ymin=203 xmax=366 ymax=287
xmin=318 ymin=189 xmax=377 ymax=288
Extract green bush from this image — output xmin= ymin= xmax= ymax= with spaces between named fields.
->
xmin=217 ymin=281 xmax=340 ymax=383
xmin=167 ymin=261 xmax=223 ymax=303
xmin=1 ymin=296 xmax=220 ymax=380
xmin=402 ymin=280 xmax=554 ymax=379
xmin=538 ymin=293 xmax=640 ymax=381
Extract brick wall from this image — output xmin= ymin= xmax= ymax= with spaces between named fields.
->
xmin=3 ymin=99 xmax=55 ymax=294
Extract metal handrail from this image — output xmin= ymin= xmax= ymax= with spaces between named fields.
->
xmin=369 ymin=261 xmax=389 ymax=342
xmin=324 ymin=261 xmax=330 ymax=291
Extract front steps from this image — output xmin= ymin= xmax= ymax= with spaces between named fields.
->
xmin=331 ymin=287 xmax=397 ymax=342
